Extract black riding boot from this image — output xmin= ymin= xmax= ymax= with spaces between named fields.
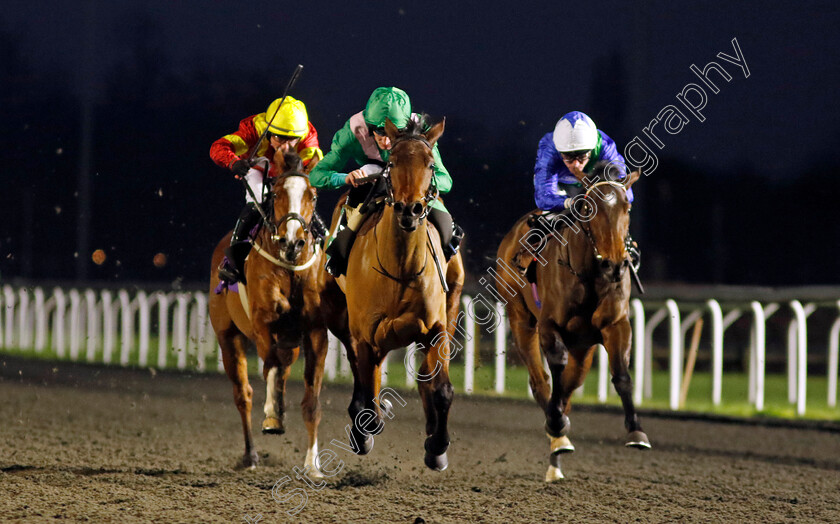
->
xmin=428 ymin=207 xmax=463 ymax=261
xmin=219 ymin=202 xmax=262 ymax=284
xmin=324 ymin=227 xmax=356 ymax=277
xmin=626 ymin=234 xmax=641 ymax=272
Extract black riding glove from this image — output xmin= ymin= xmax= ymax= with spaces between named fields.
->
xmin=230 ymin=159 xmax=251 ymax=178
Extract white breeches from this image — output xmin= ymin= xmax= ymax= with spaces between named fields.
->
xmin=244 ymin=157 xmax=268 ymax=204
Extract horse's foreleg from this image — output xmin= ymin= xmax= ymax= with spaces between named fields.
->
xmin=509 ymin=305 xmax=550 ymax=409
xmin=258 ymin=324 xmax=298 ymax=435
xmin=300 ymin=324 xmax=328 ymax=478
xmin=346 ymin=339 xmax=376 ymax=455
xmin=219 ymin=330 xmax=259 ymax=468
xmin=539 ymin=322 xmax=571 ymax=440
xmin=539 ymin=321 xmax=574 ymax=482
xmin=602 ymin=321 xmax=651 ymax=450
xmin=417 ymin=324 xmax=453 ymax=471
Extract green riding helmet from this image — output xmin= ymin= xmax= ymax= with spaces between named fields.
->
xmin=363 ymin=87 xmax=412 ymax=129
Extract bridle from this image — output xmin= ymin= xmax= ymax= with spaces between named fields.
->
xmin=367 ymin=133 xmax=440 ymax=283
xmin=252 ymin=169 xmax=321 ymax=272
xmin=557 ymin=180 xmax=630 ymax=282
xmin=364 ymin=135 xmax=440 ymax=219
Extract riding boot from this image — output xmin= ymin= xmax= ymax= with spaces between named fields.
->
xmin=428 ymin=207 xmax=463 ymax=261
xmin=219 ymin=202 xmax=263 ymax=284
xmin=626 ymin=234 xmax=641 ymax=273
xmin=324 ymin=203 xmax=366 ymax=277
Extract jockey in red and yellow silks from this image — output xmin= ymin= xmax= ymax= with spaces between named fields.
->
xmin=211 ymin=96 xmax=324 ymax=284
xmin=210 ymin=97 xmax=323 ymax=173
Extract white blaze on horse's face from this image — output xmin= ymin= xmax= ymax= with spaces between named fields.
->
xmin=283 ymin=176 xmax=308 ymax=243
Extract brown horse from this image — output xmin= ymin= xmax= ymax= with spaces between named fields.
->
xmin=320 ymin=117 xmax=465 ymax=470
xmin=209 ymin=150 xmax=328 ymax=475
xmin=496 ymin=161 xmax=649 ymax=481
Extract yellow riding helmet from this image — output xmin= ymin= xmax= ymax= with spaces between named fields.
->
xmin=264 ymin=96 xmax=309 ymax=138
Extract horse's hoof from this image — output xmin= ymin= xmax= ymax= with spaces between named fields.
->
xmin=547 ymin=434 xmax=575 ymax=454
xmin=424 ymin=450 xmax=448 ymax=471
xmin=379 ymin=398 xmax=393 ymax=419
xmin=307 ymin=467 xmax=325 ymax=480
xmin=545 ymin=465 xmax=565 ymax=482
xmin=625 ymin=431 xmax=651 ymax=450
xmin=242 ymin=450 xmax=259 ymax=469
xmin=262 ymin=416 xmax=285 ymax=434
xmin=351 ymin=427 xmax=374 ymax=455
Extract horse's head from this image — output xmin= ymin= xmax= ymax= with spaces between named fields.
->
xmin=576 ymin=161 xmax=641 ymax=282
xmin=269 ymin=150 xmax=318 ymax=264
xmin=384 ymin=116 xmax=445 ymax=232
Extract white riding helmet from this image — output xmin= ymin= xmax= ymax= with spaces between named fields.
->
xmin=552 ymin=111 xmax=598 ymax=152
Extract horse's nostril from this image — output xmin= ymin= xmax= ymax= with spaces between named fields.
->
xmin=394 ymin=202 xmax=405 ymax=213
xmin=278 ymin=237 xmax=287 ymax=245
xmin=600 ymin=259 xmax=612 ymax=270
xmin=410 ymin=202 xmax=423 ymax=216
xmin=295 ymin=239 xmax=305 ymax=249
xmin=622 ymin=259 xmax=629 ymax=268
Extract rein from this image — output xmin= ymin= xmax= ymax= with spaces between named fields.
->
xmin=371 ymin=221 xmax=430 ymax=283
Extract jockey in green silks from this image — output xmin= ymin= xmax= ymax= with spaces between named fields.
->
xmin=310 ymin=86 xmax=463 ymax=276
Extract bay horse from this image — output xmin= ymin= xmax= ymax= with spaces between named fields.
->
xmin=209 ymin=150 xmax=328 ymax=475
xmin=495 ymin=161 xmax=649 ymax=481
xmin=320 ymin=116 xmax=465 ymax=470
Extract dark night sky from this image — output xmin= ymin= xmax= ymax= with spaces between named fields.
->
xmin=2 ymin=1 xmax=839 ymax=285
xmin=7 ymin=0 xmax=838 ymax=176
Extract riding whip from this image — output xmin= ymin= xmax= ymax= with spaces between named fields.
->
xmin=246 ymin=63 xmax=304 ymax=164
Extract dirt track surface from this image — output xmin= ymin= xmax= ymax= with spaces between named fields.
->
xmin=2 ymin=357 xmax=839 ymax=523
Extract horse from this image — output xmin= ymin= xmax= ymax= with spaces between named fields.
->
xmin=495 ymin=161 xmax=649 ymax=481
xmin=319 ymin=116 xmax=465 ymax=471
xmin=208 ymin=149 xmax=328 ymax=475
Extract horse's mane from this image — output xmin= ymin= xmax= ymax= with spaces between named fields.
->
xmin=281 ymin=151 xmax=304 ymax=175
xmin=401 ymin=113 xmax=432 ymax=138
xmin=590 ymin=160 xmax=626 ymax=182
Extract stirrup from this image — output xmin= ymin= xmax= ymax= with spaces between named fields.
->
xmin=443 ymin=224 xmax=464 ymax=260
xmin=218 ymin=261 xmax=240 ymax=284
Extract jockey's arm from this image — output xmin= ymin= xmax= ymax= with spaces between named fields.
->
xmin=209 ymin=116 xmax=259 ymax=170
xmin=298 ymin=121 xmax=323 ymax=174
xmin=533 ymin=134 xmax=569 ymax=211
xmin=595 ymin=131 xmax=634 ymax=204
xmin=309 ymin=126 xmax=360 ymax=189
xmin=430 ymin=144 xmax=452 ymax=194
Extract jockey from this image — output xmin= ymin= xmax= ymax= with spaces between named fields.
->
xmin=210 ymin=96 xmax=324 ymax=284
xmin=310 ymin=86 xmax=463 ymax=277
xmin=519 ymin=111 xmax=639 ymax=273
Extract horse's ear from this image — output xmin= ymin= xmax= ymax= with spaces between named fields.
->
xmin=384 ymin=117 xmax=399 ymax=141
xmin=425 ymin=117 xmax=445 ymax=147
xmin=624 ymin=169 xmax=641 ymax=189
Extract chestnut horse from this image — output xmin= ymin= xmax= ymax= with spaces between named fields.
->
xmin=496 ymin=161 xmax=649 ymax=481
xmin=209 ymin=150 xmax=327 ymax=475
xmin=320 ymin=117 xmax=465 ymax=470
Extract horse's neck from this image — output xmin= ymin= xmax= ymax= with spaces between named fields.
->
xmin=379 ymin=208 xmax=427 ymax=272
xmin=561 ymin=225 xmax=593 ymax=268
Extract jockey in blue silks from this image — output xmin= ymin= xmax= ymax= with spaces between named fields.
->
xmin=534 ymin=111 xmax=633 ymax=211
xmin=517 ymin=111 xmax=640 ymax=275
